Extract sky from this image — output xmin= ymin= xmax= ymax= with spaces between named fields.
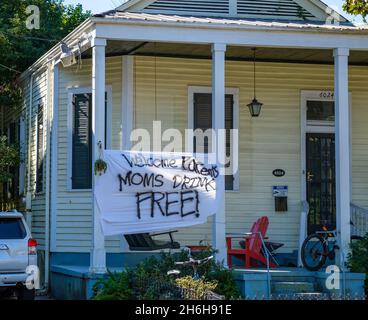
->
xmin=62 ymin=0 xmax=362 ymax=23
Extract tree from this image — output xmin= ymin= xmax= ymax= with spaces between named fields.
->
xmin=0 ymin=1 xmax=91 ymax=189
xmin=0 ymin=0 xmax=91 ymax=108
xmin=0 ymin=136 xmax=19 ymax=183
xmin=343 ymin=0 xmax=368 ymax=22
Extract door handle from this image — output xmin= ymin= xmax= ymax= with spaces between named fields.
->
xmin=307 ymin=172 xmax=314 ymax=182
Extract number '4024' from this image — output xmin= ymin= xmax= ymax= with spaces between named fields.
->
xmin=320 ymin=92 xmax=334 ymax=99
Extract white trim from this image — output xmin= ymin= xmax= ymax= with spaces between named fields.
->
xmin=50 ymin=63 xmax=59 ymax=252
xmin=229 ymin=0 xmax=237 ymax=16
xmin=66 ymin=85 xmax=112 ymax=192
xmin=300 ymin=89 xmax=352 ymax=210
xmin=334 ymin=47 xmax=351 ymax=264
xmin=35 ymin=97 xmax=46 ymax=194
xmin=90 ymin=40 xmax=107 ymax=274
xmin=44 ymin=63 xmax=53 ymax=289
xmin=94 ymin=22 xmax=368 ymax=50
xmin=187 ymin=86 xmax=240 ymax=192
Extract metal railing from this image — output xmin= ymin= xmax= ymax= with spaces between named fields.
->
xmin=227 ymin=231 xmax=272 ymax=299
xmin=351 ymin=202 xmax=368 ymax=238
xmin=257 ymin=231 xmax=272 ymax=300
xmin=0 ymin=197 xmax=24 ymax=212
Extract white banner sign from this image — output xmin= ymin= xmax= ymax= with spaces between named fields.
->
xmin=95 ymin=150 xmax=218 ymax=236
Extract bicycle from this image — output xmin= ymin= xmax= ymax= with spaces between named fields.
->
xmin=166 ymin=251 xmax=224 ymax=300
xmin=301 ymin=225 xmax=362 ymax=271
xmin=168 ymin=255 xmax=214 ymax=280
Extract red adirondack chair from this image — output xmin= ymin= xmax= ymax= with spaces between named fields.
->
xmin=226 ymin=216 xmax=277 ymax=269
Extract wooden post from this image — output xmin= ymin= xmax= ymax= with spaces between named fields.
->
xmin=212 ymin=43 xmax=227 ymax=265
xmin=334 ymin=47 xmax=351 ymax=267
xmin=90 ymin=37 xmax=107 ymax=273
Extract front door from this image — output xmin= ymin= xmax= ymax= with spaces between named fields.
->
xmin=306 ymin=133 xmax=336 ymax=234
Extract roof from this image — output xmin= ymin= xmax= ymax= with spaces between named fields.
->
xmin=116 ymin=0 xmax=350 ymax=24
xmin=19 ymin=7 xmax=368 ymax=80
xmin=95 ymin=11 xmax=366 ymax=32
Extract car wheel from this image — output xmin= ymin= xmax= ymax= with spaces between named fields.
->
xmin=16 ymin=286 xmax=35 ymax=300
xmin=0 ymin=288 xmax=15 ymax=299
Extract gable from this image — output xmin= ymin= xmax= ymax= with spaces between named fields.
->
xmin=117 ymin=0 xmax=348 ymax=23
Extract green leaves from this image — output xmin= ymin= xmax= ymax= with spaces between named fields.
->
xmin=0 ymin=0 xmax=91 ymax=110
xmin=93 ymin=249 xmax=241 ymax=300
xmin=347 ymin=234 xmax=368 ymax=293
xmin=0 ymin=135 xmax=20 ymax=183
xmin=343 ymin=0 xmax=368 ymax=22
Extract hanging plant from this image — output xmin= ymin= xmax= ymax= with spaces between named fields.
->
xmin=94 ymin=159 xmax=107 ymax=176
xmin=94 ymin=141 xmax=107 ymax=176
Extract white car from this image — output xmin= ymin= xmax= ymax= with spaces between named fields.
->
xmin=0 ymin=210 xmax=38 ymax=300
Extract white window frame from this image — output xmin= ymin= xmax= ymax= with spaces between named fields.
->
xmin=187 ymin=86 xmax=240 ymax=192
xmin=300 ymin=90 xmax=352 ymax=204
xmin=67 ymin=85 xmax=112 ymax=192
xmin=35 ymin=99 xmax=45 ymax=195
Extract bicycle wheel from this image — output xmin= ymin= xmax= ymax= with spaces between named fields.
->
xmin=301 ymin=234 xmax=327 ymax=271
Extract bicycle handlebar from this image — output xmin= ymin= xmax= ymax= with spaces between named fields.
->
xmin=174 ymin=255 xmax=213 ymax=267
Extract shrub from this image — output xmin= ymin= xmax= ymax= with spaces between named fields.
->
xmin=93 ymin=270 xmax=133 ymax=300
xmin=93 ymin=249 xmax=241 ymax=300
xmin=347 ymin=234 xmax=368 ymax=293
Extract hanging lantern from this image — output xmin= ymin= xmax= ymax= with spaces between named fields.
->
xmin=247 ymin=98 xmax=263 ymax=117
xmin=247 ymin=48 xmax=263 ymax=117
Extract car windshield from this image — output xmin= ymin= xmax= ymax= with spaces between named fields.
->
xmin=0 ymin=218 xmax=27 ymax=239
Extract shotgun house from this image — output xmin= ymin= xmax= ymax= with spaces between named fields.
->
xmin=4 ymin=0 xmax=368 ymax=299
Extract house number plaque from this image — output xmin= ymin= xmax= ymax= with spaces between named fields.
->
xmin=273 ymin=169 xmax=285 ymax=177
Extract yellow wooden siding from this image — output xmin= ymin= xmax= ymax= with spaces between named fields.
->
xmin=53 ymin=55 xmax=368 ymax=253
xmin=350 ymin=66 xmax=368 ymax=209
xmin=56 ymin=57 xmax=122 ymax=252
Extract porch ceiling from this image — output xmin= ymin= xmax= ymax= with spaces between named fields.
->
xmin=82 ymin=41 xmax=368 ymax=65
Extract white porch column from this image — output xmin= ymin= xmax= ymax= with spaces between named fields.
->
xmin=121 ymin=55 xmax=134 ymax=150
xmin=90 ymin=37 xmax=107 ymax=273
xmin=333 ymin=47 xmax=351 ymax=267
xmin=211 ymin=43 xmax=227 ymax=265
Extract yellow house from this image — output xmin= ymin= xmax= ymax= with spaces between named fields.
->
xmin=5 ymin=0 xmax=368 ymax=299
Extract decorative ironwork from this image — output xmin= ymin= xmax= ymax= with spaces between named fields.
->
xmin=306 ymin=133 xmax=336 ymax=234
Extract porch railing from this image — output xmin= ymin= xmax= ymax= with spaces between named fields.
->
xmin=0 ymin=198 xmax=24 ymax=212
xmin=350 ymin=203 xmax=368 ymax=238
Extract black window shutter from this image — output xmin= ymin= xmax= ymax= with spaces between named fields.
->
xmin=224 ymin=95 xmax=234 ymax=191
xmin=193 ymin=93 xmax=234 ymax=190
xmin=72 ymin=93 xmax=92 ymax=189
xmin=36 ymin=103 xmax=44 ymax=193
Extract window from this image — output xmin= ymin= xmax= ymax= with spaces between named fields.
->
xmin=307 ymin=100 xmax=335 ymax=122
xmin=70 ymin=88 xmax=111 ymax=190
xmin=36 ymin=103 xmax=44 ymax=193
xmin=191 ymin=90 xmax=236 ymax=191
xmin=0 ymin=218 xmax=27 ymax=239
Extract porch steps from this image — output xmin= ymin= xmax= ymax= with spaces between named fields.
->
xmin=272 ymin=281 xmax=315 ymax=294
